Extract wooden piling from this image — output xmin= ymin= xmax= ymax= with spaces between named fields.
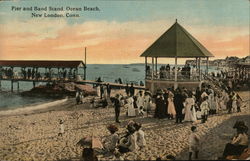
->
xmin=84 ymin=47 xmax=87 ymax=80
xmin=17 ymin=81 xmax=20 ymax=92
xmin=11 ymin=80 xmax=13 ymax=92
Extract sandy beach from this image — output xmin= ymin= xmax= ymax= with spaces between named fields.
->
xmin=0 ymin=90 xmax=249 ymax=161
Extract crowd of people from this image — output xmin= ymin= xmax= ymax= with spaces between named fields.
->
xmin=73 ymin=79 xmax=248 ymax=160
xmin=91 ymin=80 xmax=244 ymax=126
xmin=146 ymin=64 xmax=199 ymax=80
xmin=71 ymin=82 xmax=249 ymax=160
xmin=78 ymin=121 xmax=146 ymax=161
xmin=152 ymin=84 xmax=243 ymax=124
xmin=0 ymin=67 xmax=77 ymax=80
xmin=209 ymin=69 xmax=250 ymax=91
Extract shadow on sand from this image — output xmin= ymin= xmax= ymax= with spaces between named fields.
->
xmin=176 ymin=114 xmax=250 ymax=160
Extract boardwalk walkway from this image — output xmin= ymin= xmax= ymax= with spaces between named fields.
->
xmin=0 ymin=77 xmax=145 ymax=91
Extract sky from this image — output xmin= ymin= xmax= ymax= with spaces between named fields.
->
xmin=0 ymin=0 xmax=249 ymax=64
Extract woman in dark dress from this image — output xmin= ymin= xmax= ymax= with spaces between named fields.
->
xmin=154 ymin=89 xmax=166 ymax=119
xmin=174 ymin=88 xmax=185 ymax=123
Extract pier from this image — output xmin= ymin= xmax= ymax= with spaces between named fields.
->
xmin=0 ymin=60 xmax=145 ymax=92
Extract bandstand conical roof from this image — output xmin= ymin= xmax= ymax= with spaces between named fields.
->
xmin=140 ymin=21 xmax=214 ymax=58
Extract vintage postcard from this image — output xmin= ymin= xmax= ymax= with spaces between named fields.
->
xmin=0 ymin=0 xmax=249 ymax=160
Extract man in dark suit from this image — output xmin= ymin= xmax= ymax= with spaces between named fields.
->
xmin=106 ymin=83 xmax=111 ymax=97
xmin=113 ymin=94 xmax=121 ymax=123
xmin=129 ymin=83 xmax=135 ymax=96
xmin=174 ymin=88 xmax=185 ymax=123
xmin=125 ymin=83 xmax=130 ymax=96
xmin=163 ymin=89 xmax=169 ymax=118
xmin=100 ymin=85 xmax=104 ymax=99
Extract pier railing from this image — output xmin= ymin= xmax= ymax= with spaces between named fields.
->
xmin=145 ymin=71 xmax=202 ymax=81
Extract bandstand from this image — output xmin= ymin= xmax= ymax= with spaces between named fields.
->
xmin=140 ymin=20 xmax=214 ymax=93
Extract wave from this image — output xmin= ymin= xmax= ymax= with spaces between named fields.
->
xmin=0 ymin=98 xmax=68 ymax=116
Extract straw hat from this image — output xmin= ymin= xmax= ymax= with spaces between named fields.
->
xmin=134 ymin=122 xmax=142 ymax=130
xmin=156 ymin=89 xmax=164 ymax=95
xmin=127 ymin=120 xmax=135 ymax=126
xmin=107 ymin=124 xmax=118 ymax=133
xmin=59 ymin=119 xmax=64 ymax=124
xmin=163 ymin=88 xmax=168 ymax=92
xmin=145 ymin=91 xmax=152 ymax=96
xmin=169 ymin=91 xmax=174 ymax=97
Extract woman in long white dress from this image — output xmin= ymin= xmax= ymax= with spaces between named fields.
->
xmin=184 ymin=92 xmax=197 ymax=122
xmin=136 ymin=91 xmax=145 ymax=116
xmin=144 ymin=93 xmax=151 ymax=111
xmin=221 ymin=90 xmax=229 ymax=110
xmin=208 ymin=93 xmax=216 ymax=114
xmin=232 ymin=92 xmax=237 ymax=113
xmin=127 ymin=96 xmax=136 ymax=117
xmin=167 ymin=91 xmax=176 ymax=119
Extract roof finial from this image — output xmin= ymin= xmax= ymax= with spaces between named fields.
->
xmin=176 ymin=19 xmax=177 ymax=23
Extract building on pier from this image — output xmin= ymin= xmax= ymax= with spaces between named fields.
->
xmin=0 ymin=60 xmax=86 ymax=91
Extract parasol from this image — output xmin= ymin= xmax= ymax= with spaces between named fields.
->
xmin=77 ymin=136 xmax=103 ymax=149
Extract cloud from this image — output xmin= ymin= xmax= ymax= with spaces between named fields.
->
xmin=0 ymin=19 xmax=249 ymax=63
xmin=0 ymin=19 xmax=67 ymax=39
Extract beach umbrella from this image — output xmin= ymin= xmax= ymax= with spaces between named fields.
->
xmin=77 ymin=136 xmax=103 ymax=149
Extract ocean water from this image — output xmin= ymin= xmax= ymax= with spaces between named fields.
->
xmin=0 ymin=64 xmax=217 ymax=110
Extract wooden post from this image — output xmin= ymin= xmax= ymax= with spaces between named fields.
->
xmin=57 ymin=68 xmax=60 ymax=80
xmin=33 ymin=81 xmax=36 ymax=88
xmin=11 ymin=80 xmax=13 ymax=92
xmin=84 ymin=47 xmax=87 ymax=80
xmin=11 ymin=67 xmax=14 ymax=79
xmin=174 ymin=57 xmax=178 ymax=89
xmin=151 ymin=57 xmax=154 ymax=80
xmin=17 ymin=81 xmax=19 ymax=92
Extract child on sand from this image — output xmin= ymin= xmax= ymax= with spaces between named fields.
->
xmin=189 ymin=126 xmax=200 ymax=160
xmin=58 ymin=120 xmax=64 ymax=136
xmin=200 ymin=96 xmax=209 ymax=123
xmin=102 ymin=124 xmax=119 ymax=153
xmin=134 ymin=122 xmax=146 ymax=149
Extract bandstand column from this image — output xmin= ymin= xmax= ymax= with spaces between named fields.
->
xmin=198 ymin=57 xmax=201 ymax=81
xmin=145 ymin=57 xmax=147 ymax=79
xmin=76 ymin=68 xmax=78 ymax=75
xmin=151 ymin=57 xmax=154 ymax=80
xmin=174 ymin=57 xmax=178 ymax=89
xmin=57 ymin=68 xmax=60 ymax=80
xmin=244 ymin=67 xmax=246 ymax=80
xmin=155 ymin=57 xmax=158 ymax=78
xmin=206 ymin=57 xmax=209 ymax=75
xmin=195 ymin=57 xmax=198 ymax=80
xmin=195 ymin=57 xmax=198 ymax=69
